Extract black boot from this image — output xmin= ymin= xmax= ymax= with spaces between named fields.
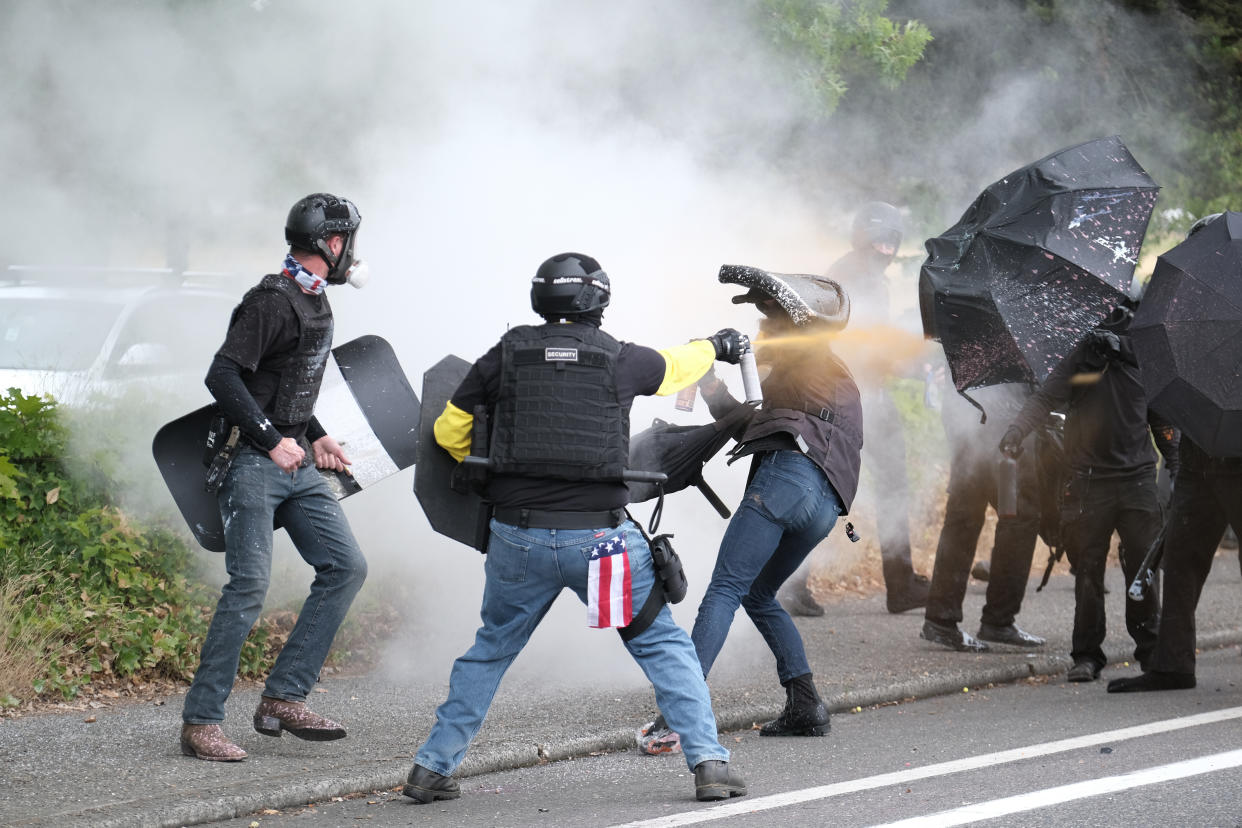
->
xmin=884 ymin=559 xmax=930 ymax=614
xmin=694 ymin=760 xmax=747 ymax=801
xmin=760 ymin=673 xmax=830 ymax=737
xmin=403 ymin=764 xmax=461 ymax=804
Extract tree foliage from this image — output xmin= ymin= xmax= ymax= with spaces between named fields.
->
xmin=758 ymin=0 xmax=933 ymax=113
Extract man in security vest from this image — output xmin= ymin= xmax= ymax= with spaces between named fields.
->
xmin=403 ymin=252 xmax=748 ymax=805
xmin=180 ymin=193 xmax=370 ymax=761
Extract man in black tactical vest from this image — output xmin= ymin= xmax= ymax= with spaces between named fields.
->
xmin=402 ymin=252 xmax=748 ymax=805
xmin=179 ymin=194 xmax=369 ymax=762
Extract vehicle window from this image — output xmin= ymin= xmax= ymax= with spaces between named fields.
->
xmin=105 ymin=294 xmax=233 ymax=377
xmin=0 ymin=299 xmax=123 ymax=370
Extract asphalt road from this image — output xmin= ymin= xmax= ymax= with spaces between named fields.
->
xmin=210 ymin=647 xmax=1242 ymax=828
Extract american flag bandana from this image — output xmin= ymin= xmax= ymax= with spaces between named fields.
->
xmin=282 ymin=254 xmax=326 ymax=295
xmin=586 ymin=533 xmax=633 ymax=628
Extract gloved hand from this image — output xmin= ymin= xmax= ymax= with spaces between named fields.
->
xmin=998 ymin=425 xmax=1025 ymax=459
xmin=1086 ymin=329 xmax=1122 ymax=361
xmin=706 ymin=328 xmax=748 ymax=364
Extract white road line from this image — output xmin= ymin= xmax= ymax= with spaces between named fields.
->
xmin=610 ymin=705 xmax=1242 ymax=828
xmin=872 ymin=748 xmax=1242 ymax=828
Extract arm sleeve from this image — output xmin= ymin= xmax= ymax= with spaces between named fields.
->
xmin=699 ymin=368 xmax=744 ymax=420
xmin=204 ymin=355 xmax=282 ymax=451
xmin=434 ymin=400 xmax=475 ymax=462
xmin=1008 ymin=353 xmax=1075 ymax=438
xmin=1148 ymin=410 xmax=1180 ymax=478
xmin=653 ymin=339 xmax=717 ymax=396
xmin=306 ymin=416 xmax=326 ymax=444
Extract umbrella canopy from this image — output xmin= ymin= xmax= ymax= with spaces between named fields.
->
xmin=920 ymin=135 xmax=1158 ymax=392
xmin=1130 ymin=211 xmax=1242 ymax=457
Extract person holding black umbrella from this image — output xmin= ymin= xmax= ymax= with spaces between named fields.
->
xmin=1110 ymin=212 xmax=1242 ymax=693
xmin=999 ymin=301 xmax=1178 ymax=682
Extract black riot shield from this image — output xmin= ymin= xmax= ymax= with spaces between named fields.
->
xmin=152 ymin=334 xmax=420 ymax=551
xmin=414 ymin=355 xmax=492 ymax=552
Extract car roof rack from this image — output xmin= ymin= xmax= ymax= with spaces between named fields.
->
xmin=2 ymin=265 xmax=242 ymax=290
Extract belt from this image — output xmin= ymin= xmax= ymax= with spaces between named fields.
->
xmin=492 ymin=506 xmax=626 ymax=530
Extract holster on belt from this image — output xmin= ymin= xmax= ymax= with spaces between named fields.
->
xmin=203 ymin=412 xmax=241 ymax=494
xmin=619 ymin=519 xmax=688 ymax=642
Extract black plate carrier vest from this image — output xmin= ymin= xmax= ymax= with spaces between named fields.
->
xmin=233 ymin=273 xmax=334 ymax=425
xmin=489 ymin=324 xmax=628 ymax=481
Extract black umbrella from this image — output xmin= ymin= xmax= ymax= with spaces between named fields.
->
xmin=920 ymin=135 xmax=1159 ymax=394
xmin=627 ymin=402 xmax=756 ymax=517
xmin=1130 ymin=211 xmax=1242 ymax=457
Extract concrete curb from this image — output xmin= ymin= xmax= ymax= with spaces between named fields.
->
xmin=42 ymin=630 xmax=1242 ymax=828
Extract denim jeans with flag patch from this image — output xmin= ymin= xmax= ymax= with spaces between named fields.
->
xmin=414 ymin=518 xmax=729 ymax=775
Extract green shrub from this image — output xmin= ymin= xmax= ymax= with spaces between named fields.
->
xmin=0 ymin=389 xmax=282 ymax=702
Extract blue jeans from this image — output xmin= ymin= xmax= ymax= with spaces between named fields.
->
xmin=415 ymin=519 xmax=728 ymax=774
xmin=692 ymin=450 xmax=843 ymax=684
xmin=183 ymin=446 xmax=368 ymax=725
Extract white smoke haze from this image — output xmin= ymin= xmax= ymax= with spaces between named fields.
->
xmin=0 ymin=0 xmax=1211 ymax=689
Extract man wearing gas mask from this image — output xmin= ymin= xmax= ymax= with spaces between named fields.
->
xmin=780 ymin=202 xmax=930 ymax=617
xmin=179 ymin=193 xmax=370 ymax=762
xmin=999 ymin=299 xmax=1178 ymax=682
xmin=640 ymin=268 xmax=861 ymax=752
xmin=402 ymin=253 xmax=748 ymax=805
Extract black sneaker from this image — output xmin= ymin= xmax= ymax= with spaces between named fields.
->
xmin=403 ymin=764 xmax=461 ymax=804
xmin=694 ymin=760 xmax=747 ymax=801
xmin=920 ymin=619 xmax=989 ymax=652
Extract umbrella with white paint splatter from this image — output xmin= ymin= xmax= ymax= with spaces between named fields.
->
xmin=918 ymin=135 xmax=1158 ymax=394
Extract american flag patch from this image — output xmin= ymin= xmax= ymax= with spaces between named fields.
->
xmin=586 ymin=534 xmax=632 ymax=628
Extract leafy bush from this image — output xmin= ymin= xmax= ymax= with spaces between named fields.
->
xmin=0 ymin=389 xmax=282 ymax=702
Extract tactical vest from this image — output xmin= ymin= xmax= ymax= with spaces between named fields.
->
xmin=234 ymin=273 xmax=334 ymax=425
xmin=742 ymin=343 xmax=864 ymax=511
xmin=489 ymin=324 xmax=628 ymax=481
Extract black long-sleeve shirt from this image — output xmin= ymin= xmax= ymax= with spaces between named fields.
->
xmin=1008 ymin=333 xmax=1178 ymax=478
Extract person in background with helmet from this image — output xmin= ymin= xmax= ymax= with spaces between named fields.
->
xmin=402 ymin=253 xmax=748 ymax=805
xmin=999 ymin=300 xmax=1178 ymax=682
xmin=179 ymin=193 xmax=370 ymax=762
xmin=640 ymin=271 xmax=860 ymax=753
xmin=1109 ymin=212 xmax=1242 ymax=694
xmin=780 ymin=201 xmax=930 ymax=616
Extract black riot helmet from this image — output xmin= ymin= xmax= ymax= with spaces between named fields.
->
xmin=851 ymin=201 xmax=903 ymax=259
xmin=285 ymin=193 xmax=362 ymax=285
xmin=1188 ymin=211 xmax=1223 ymax=238
xmin=530 ymin=253 xmax=611 ymax=317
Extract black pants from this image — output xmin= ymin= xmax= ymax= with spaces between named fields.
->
xmin=926 ymin=443 xmax=1039 ymax=628
xmin=1060 ymin=472 xmax=1161 ymax=670
xmin=1150 ymin=469 xmax=1242 ymax=675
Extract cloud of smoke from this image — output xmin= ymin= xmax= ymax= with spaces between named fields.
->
xmin=0 ymin=0 xmax=1209 ymax=690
